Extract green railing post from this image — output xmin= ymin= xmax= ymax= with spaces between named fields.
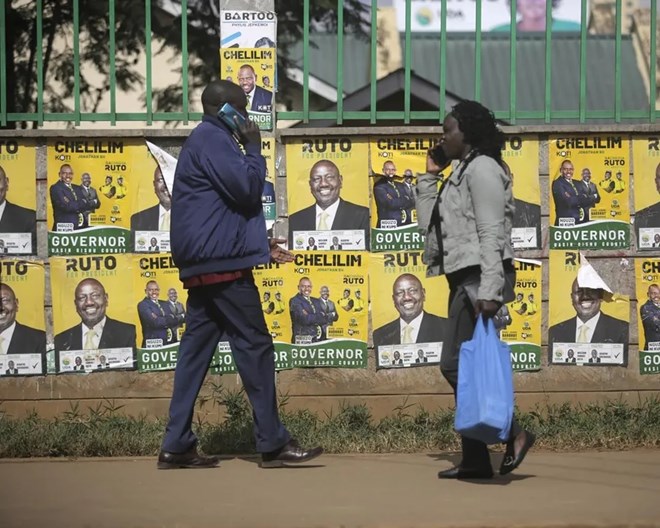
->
xmin=73 ymin=0 xmax=81 ymax=126
xmin=109 ymin=0 xmax=116 ymax=126
xmin=303 ymin=0 xmax=310 ymax=124
xmin=403 ymin=0 xmax=412 ymax=124
xmin=650 ymin=0 xmax=657 ymax=123
xmin=508 ymin=0 xmax=517 ymax=124
xmin=336 ymin=0 xmax=344 ymax=125
xmin=145 ymin=0 xmax=153 ymax=126
xmin=370 ymin=0 xmax=377 ymax=124
xmin=614 ymin=0 xmax=622 ymax=122
xmin=36 ymin=0 xmax=44 ymax=126
xmin=181 ymin=0 xmax=189 ymax=124
xmin=474 ymin=0 xmax=482 ymax=102
xmin=438 ymin=0 xmax=447 ymax=119
xmin=544 ymin=0 xmax=552 ymax=123
xmin=579 ymin=0 xmax=588 ymax=123
xmin=0 ymin=0 xmax=6 ymax=127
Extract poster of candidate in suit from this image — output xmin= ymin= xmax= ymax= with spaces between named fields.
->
xmin=499 ymin=258 xmax=542 ymax=371
xmin=369 ymin=136 xmax=438 ymax=252
xmin=635 ymin=258 xmax=660 ymax=376
xmin=51 ymin=254 xmax=137 ymax=372
xmin=549 ymin=135 xmax=630 ymax=250
xmin=287 ymin=138 xmax=370 ymax=251
xmin=0 ymin=141 xmax=37 ymax=255
xmin=633 ymin=137 xmax=660 ymax=250
xmin=131 ymin=142 xmax=176 ymax=254
xmin=261 ymin=138 xmax=277 ymax=233
xmin=47 ymin=139 xmax=156 ymax=255
xmin=133 ymin=254 xmax=188 ymax=372
xmin=370 ymin=250 xmax=449 ymax=369
xmin=0 ymin=259 xmax=47 ymax=376
xmin=548 ymin=251 xmax=629 ymax=366
xmin=503 ymin=136 xmax=541 ymax=250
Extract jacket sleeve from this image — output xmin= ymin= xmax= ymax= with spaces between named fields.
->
xmin=200 ymin=134 xmax=266 ymax=207
xmin=466 ymin=159 xmax=509 ymax=302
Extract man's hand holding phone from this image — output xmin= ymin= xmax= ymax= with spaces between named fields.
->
xmin=236 ymin=116 xmax=261 ymax=146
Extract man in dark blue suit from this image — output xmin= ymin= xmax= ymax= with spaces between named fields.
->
xmin=551 ymin=160 xmax=591 ymax=226
xmin=137 ymin=280 xmax=182 ymax=348
xmin=373 ymin=161 xmax=415 ymax=228
xmin=288 ymin=159 xmax=370 ymax=248
xmin=0 ymin=166 xmax=37 ymax=253
xmin=289 ymin=277 xmax=330 ymax=344
xmin=54 ymin=278 xmax=136 ymax=353
xmin=49 ymin=164 xmax=91 ymax=231
xmin=238 ymin=64 xmax=272 ymax=113
xmin=131 ymin=167 xmax=171 ymax=232
xmin=159 ymin=80 xmax=321 ymax=469
xmin=0 ymin=284 xmax=46 ymax=356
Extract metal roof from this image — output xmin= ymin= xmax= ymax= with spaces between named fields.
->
xmin=289 ymin=32 xmax=650 ymax=123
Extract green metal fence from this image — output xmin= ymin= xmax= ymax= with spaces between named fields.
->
xmin=0 ymin=0 xmax=657 ymax=127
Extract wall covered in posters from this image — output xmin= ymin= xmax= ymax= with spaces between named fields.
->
xmin=286 ymin=138 xmax=370 ymax=251
xmin=0 ymin=140 xmax=37 ymax=255
xmin=548 ymin=135 xmax=630 ymax=250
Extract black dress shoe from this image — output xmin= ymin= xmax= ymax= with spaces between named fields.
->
xmin=261 ymin=439 xmax=323 ymax=468
xmin=157 ymin=447 xmax=220 ymax=469
xmin=438 ymin=466 xmax=494 ymax=480
xmin=500 ymin=430 xmax=536 ymax=475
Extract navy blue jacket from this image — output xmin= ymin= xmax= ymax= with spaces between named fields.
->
xmin=171 ymin=115 xmax=270 ymax=279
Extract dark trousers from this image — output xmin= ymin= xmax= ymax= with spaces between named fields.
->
xmin=440 ymin=275 xmax=521 ymax=470
xmin=162 ymin=277 xmax=290 ymax=454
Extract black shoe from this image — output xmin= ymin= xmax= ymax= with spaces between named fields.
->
xmin=438 ymin=466 xmax=494 ymax=480
xmin=500 ymin=430 xmax=536 ymax=475
xmin=260 ymin=439 xmax=323 ymax=468
xmin=157 ymin=446 xmax=220 ymax=469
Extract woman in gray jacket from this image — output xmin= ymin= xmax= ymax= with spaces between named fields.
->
xmin=417 ymin=100 xmax=535 ymax=480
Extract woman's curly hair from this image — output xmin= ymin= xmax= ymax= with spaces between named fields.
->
xmin=450 ymin=100 xmax=505 ymax=166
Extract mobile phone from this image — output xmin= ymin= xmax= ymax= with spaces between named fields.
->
xmin=429 ymin=143 xmax=449 ymax=168
xmin=217 ymin=102 xmax=248 ymax=132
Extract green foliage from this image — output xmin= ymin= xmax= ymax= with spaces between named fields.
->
xmin=1 ymin=396 xmax=658 ymax=458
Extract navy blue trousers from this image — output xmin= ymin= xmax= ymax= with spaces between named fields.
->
xmin=162 ymin=277 xmax=290 ymax=454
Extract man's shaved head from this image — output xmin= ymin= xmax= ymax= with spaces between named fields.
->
xmin=201 ymin=80 xmax=246 ymax=116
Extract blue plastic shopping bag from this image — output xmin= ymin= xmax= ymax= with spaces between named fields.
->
xmin=454 ymin=315 xmax=514 ymax=445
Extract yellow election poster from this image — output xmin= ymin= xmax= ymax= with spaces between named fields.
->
xmin=46 ymin=139 xmax=157 ymax=256
xmin=635 ymin=258 xmax=660 ymax=375
xmin=0 ymin=259 xmax=47 ymax=376
xmin=633 ymin=136 xmax=660 ymax=250
xmin=500 ymin=258 xmax=542 ymax=371
xmin=262 ymin=137 xmax=276 ymax=231
xmin=50 ymin=254 xmax=137 ymax=373
xmin=220 ymin=48 xmax=275 ymax=131
xmin=548 ymin=251 xmax=629 ymax=366
xmin=133 ymin=254 xmax=187 ymax=372
xmin=132 ymin=142 xmax=177 ymax=254
xmin=277 ymin=251 xmax=368 ymax=368
xmin=0 ymin=139 xmax=37 ymax=255
xmin=548 ymin=135 xmax=630 ymax=250
xmin=369 ymin=135 xmax=437 ymax=252
xmin=286 ymin=138 xmax=370 ymax=251
xmin=506 ymin=135 xmax=541 ymax=250
xmin=370 ymin=251 xmax=449 ymax=369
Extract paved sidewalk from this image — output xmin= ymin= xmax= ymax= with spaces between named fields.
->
xmin=1 ymin=450 xmax=659 ymax=528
